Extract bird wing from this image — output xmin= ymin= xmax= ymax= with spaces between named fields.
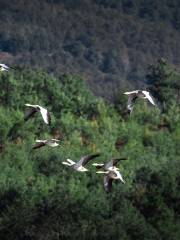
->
xmin=0 ymin=63 xmax=9 ymax=69
xmin=104 ymin=175 xmax=113 ymax=193
xmin=116 ymin=170 xmax=125 ymax=184
xmin=78 ymin=153 xmax=100 ymax=167
xmin=95 ymin=164 xmax=104 ymax=169
xmin=25 ymin=103 xmax=37 ymax=108
xmin=32 ymin=142 xmax=45 ymax=149
xmin=47 ymin=140 xmax=59 ymax=147
xmin=51 ymin=139 xmax=60 ymax=142
xmin=105 ymin=158 xmax=127 ymax=169
xmin=39 ymin=106 xmax=51 ymax=125
xmin=124 ymin=90 xmax=139 ymax=95
xmin=142 ymin=91 xmax=156 ymax=105
xmin=24 ymin=107 xmax=37 ymax=121
xmin=112 ymin=158 xmax=127 ymax=166
xmin=127 ymin=94 xmax=138 ymax=113
xmin=128 ymin=93 xmax=138 ymax=104
xmin=0 ymin=67 xmax=8 ymax=71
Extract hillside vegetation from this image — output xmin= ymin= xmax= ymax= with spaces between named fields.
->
xmin=0 ymin=60 xmax=179 ymax=239
xmin=1 ymin=0 xmax=180 ymax=99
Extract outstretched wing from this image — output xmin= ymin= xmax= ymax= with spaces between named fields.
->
xmin=95 ymin=164 xmax=104 ymax=169
xmin=0 ymin=63 xmax=9 ymax=69
xmin=104 ymin=175 xmax=113 ymax=193
xmin=32 ymin=142 xmax=45 ymax=149
xmin=46 ymin=111 xmax=51 ymax=125
xmin=39 ymin=107 xmax=51 ymax=125
xmin=112 ymin=158 xmax=127 ymax=166
xmin=24 ymin=108 xmax=37 ymax=121
xmin=105 ymin=158 xmax=127 ymax=169
xmin=142 ymin=91 xmax=156 ymax=105
xmin=124 ymin=90 xmax=139 ymax=95
xmin=116 ymin=170 xmax=125 ymax=184
xmin=79 ymin=153 xmax=100 ymax=167
xmin=127 ymin=94 xmax=138 ymax=114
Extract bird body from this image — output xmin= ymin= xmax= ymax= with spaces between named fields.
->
xmin=62 ymin=160 xmax=89 ymax=172
xmin=62 ymin=154 xmax=100 ymax=172
xmin=124 ymin=90 xmax=156 ymax=114
xmin=25 ymin=104 xmax=51 ymax=125
xmin=103 ymin=169 xmax=125 ymax=193
xmin=75 ymin=165 xmax=89 ymax=172
xmin=33 ymin=139 xmax=60 ymax=149
xmin=94 ymin=158 xmax=126 ymax=192
xmin=92 ymin=158 xmax=127 ymax=172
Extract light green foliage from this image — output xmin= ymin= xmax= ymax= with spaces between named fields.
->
xmin=0 ymin=63 xmax=179 ymax=239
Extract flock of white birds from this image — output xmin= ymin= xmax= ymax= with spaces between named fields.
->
xmin=0 ymin=63 xmax=156 ymax=192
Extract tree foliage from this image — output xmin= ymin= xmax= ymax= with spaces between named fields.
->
xmin=0 ymin=62 xmax=179 ymax=239
xmin=1 ymin=0 xmax=180 ymax=99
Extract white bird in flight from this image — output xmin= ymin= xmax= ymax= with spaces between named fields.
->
xmin=0 ymin=63 xmax=14 ymax=72
xmin=92 ymin=158 xmax=127 ymax=172
xmin=33 ymin=139 xmax=60 ymax=149
xmin=62 ymin=154 xmax=100 ymax=172
xmin=103 ymin=169 xmax=125 ymax=193
xmin=24 ymin=104 xmax=51 ymax=125
xmin=124 ymin=90 xmax=156 ymax=114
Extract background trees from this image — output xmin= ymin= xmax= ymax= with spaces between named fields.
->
xmin=0 ymin=60 xmax=179 ymax=239
xmin=1 ymin=0 xmax=180 ymax=100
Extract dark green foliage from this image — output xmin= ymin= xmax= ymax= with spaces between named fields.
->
xmin=0 ymin=63 xmax=179 ymax=239
xmin=146 ymin=59 xmax=180 ymax=112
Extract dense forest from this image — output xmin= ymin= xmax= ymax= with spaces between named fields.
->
xmin=0 ymin=59 xmax=179 ymax=239
xmin=1 ymin=0 xmax=180 ymax=99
